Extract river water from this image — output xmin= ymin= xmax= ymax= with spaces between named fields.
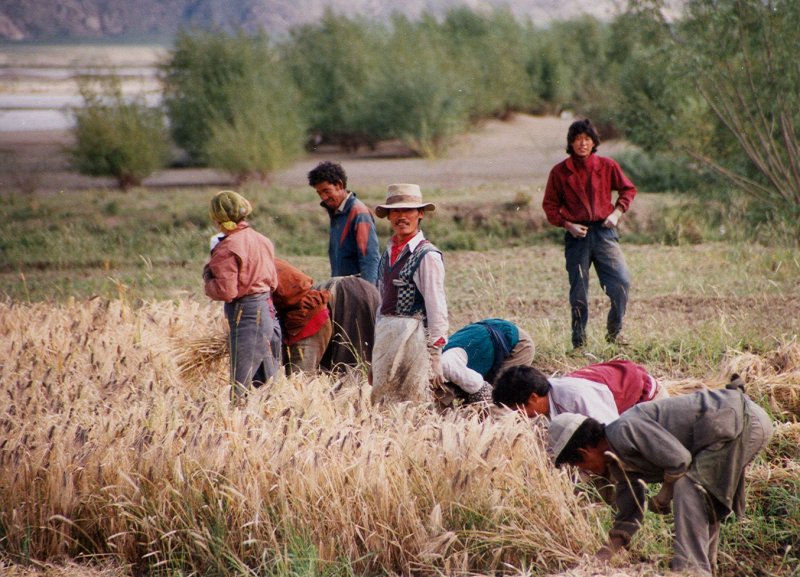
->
xmin=0 ymin=44 xmax=165 ymax=132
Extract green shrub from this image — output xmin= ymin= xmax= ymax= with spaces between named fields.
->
xmin=163 ymin=30 xmax=304 ymax=174
xmin=614 ymin=149 xmax=706 ymax=193
xmin=362 ymin=16 xmax=470 ymax=158
xmin=69 ymin=74 xmax=170 ymax=190
xmin=203 ymin=63 xmax=306 ymax=182
xmin=283 ymin=11 xmax=385 ymax=150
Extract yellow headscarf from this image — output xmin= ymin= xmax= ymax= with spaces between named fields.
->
xmin=209 ymin=190 xmax=252 ymax=231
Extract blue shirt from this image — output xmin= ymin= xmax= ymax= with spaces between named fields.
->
xmin=323 ymin=192 xmax=380 ymax=283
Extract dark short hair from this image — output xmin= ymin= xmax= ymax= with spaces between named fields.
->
xmin=566 ymin=119 xmax=600 ymax=155
xmin=308 ymin=161 xmax=347 ymax=188
xmin=555 ymin=417 xmax=606 ymax=467
xmin=492 ymin=365 xmax=550 ymax=407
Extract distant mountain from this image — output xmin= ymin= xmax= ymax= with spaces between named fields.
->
xmin=0 ymin=0 xmax=622 ymax=42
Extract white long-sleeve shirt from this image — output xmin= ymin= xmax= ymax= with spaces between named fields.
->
xmin=377 ymin=231 xmax=449 ymax=348
xmin=548 ymin=376 xmax=620 ymax=424
xmin=440 ymin=347 xmax=485 ymax=393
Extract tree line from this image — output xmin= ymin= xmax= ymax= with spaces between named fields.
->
xmin=70 ymin=0 xmax=800 ymax=236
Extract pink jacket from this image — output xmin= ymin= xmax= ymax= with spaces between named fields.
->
xmin=204 ymin=223 xmax=278 ymax=303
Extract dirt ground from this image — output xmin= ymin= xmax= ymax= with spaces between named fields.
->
xmin=0 ymin=114 xmax=633 ymax=194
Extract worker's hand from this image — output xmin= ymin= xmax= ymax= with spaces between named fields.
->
xmin=595 ymin=536 xmax=625 ymax=562
xmin=429 ymin=347 xmax=445 ymax=388
xmin=603 ymin=207 xmax=623 ymax=228
xmin=648 ymin=476 xmax=678 ymax=515
xmin=202 ymin=263 xmax=213 ymax=281
xmin=648 ymin=493 xmax=672 ymax=515
xmin=565 ymin=221 xmax=588 ymax=238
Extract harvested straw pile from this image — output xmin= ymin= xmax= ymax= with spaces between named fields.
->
xmin=174 ymin=330 xmax=228 ymax=381
xmin=719 ymin=340 xmax=800 ymax=419
xmin=762 ymin=422 xmax=800 ymax=462
xmin=545 ymin=561 xmax=666 ymax=577
xmin=660 ymin=340 xmax=800 ymax=419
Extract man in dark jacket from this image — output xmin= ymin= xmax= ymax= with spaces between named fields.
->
xmin=308 ymin=161 xmax=380 ymax=283
xmin=542 ymin=118 xmax=637 ymax=349
xmin=549 ymin=382 xmax=773 ymax=576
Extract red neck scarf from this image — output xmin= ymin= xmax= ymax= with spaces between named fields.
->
xmin=390 ymin=234 xmax=413 ymax=265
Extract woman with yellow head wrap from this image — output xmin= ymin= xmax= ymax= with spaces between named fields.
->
xmin=203 ymin=190 xmax=281 ymax=400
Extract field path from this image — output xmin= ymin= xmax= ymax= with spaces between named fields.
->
xmin=1 ymin=114 xmax=631 ymax=194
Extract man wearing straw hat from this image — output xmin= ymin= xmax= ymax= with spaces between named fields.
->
xmin=204 ymin=190 xmax=282 ymax=400
xmin=370 ymin=184 xmax=449 ymax=405
xmin=548 ymin=381 xmax=773 ymax=576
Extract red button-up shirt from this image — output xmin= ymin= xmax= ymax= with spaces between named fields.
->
xmin=542 ymin=153 xmax=637 ymax=228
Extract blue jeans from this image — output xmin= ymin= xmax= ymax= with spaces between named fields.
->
xmin=564 ymin=224 xmax=630 ymax=347
xmin=224 ymin=292 xmax=282 ymax=398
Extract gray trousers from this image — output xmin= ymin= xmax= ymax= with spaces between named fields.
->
xmin=283 ymin=317 xmax=333 ymax=374
xmin=224 ymin=292 xmax=281 ymax=398
xmin=670 ymin=403 xmax=774 ymax=576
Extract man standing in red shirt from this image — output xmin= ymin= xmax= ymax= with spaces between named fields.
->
xmin=542 ymin=119 xmax=637 ymax=349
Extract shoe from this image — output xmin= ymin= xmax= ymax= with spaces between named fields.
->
xmin=606 ymin=332 xmax=630 ymax=346
xmin=465 ymin=382 xmax=493 ymax=404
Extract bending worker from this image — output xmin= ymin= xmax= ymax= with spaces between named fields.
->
xmin=492 ymin=360 xmax=667 ymax=424
xmin=548 ymin=380 xmax=773 ymax=576
xmin=440 ymin=318 xmax=534 ymax=405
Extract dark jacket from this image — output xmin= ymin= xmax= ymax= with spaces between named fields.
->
xmin=605 ymin=388 xmax=769 ymax=541
xmin=323 ymin=192 xmax=380 ymax=283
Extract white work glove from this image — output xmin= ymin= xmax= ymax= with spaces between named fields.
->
xmin=209 ymin=232 xmax=226 ymax=252
xmin=429 ymin=347 xmax=445 ymax=388
xmin=565 ymin=221 xmax=588 ymax=238
xmin=603 ymin=207 xmax=624 ymax=228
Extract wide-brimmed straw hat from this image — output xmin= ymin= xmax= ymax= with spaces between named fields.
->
xmin=548 ymin=413 xmax=588 ymax=462
xmin=375 ymin=183 xmax=435 ymax=218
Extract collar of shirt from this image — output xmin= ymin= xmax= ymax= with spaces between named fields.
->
xmin=389 ymin=230 xmax=426 ymax=265
xmin=391 ymin=230 xmax=426 ymax=251
xmin=334 ymin=191 xmax=353 ymax=214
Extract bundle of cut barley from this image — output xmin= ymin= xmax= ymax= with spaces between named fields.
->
xmin=748 ymin=377 xmax=800 ymax=419
xmin=745 ymin=459 xmax=800 ymax=506
xmin=662 ymin=378 xmax=710 ymax=396
xmin=762 ymin=422 xmax=800 ymax=462
xmin=174 ymin=331 xmax=228 ymax=381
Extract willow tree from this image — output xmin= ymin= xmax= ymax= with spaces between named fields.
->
xmin=679 ymin=0 xmax=800 ymax=210
xmin=625 ymin=0 xmax=800 ymax=213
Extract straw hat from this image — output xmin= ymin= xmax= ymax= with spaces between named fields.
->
xmin=375 ymin=183 xmax=435 ymax=219
xmin=549 ymin=413 xmax=588 ymax=462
